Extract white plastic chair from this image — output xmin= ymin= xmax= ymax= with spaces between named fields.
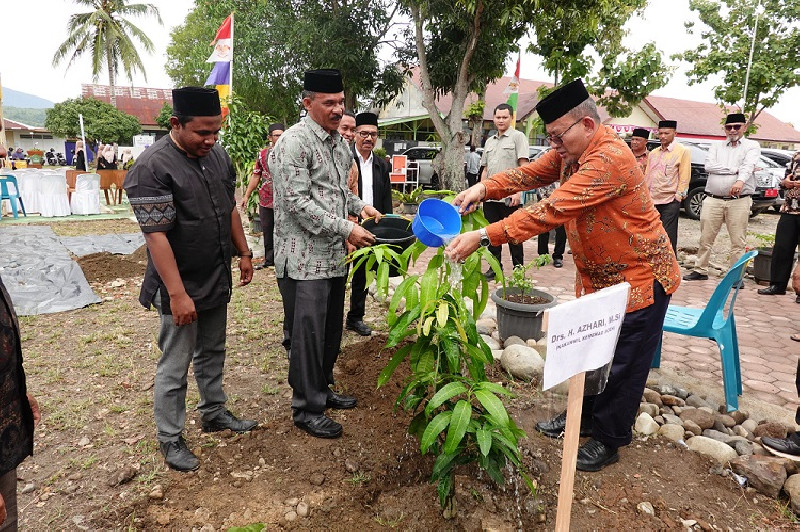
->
xmin=16 ymin=171 xmax=42 ymax=214
xmin=70 ymin=173 xmax=101 ymax=215
xmin=38 ymin=174 xmax=71 ymax=217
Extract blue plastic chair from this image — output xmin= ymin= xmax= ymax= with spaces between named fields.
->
xmin=0 ymin=174 xmax=27 ymax=219
xmin=651 ymin=250 xmax=758 ymax=412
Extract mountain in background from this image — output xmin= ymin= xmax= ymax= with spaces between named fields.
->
xmin=3 ymin=88 xmax=55 ymax=109
xmin=2 ymin=88 xmax=55 ymax=127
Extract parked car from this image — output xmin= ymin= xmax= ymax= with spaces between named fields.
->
xmin=625 ymin=139 xmax=778 ymax=219
xmin=401 ymin=146 xmax=440 ymax=187
xmin=761 ymin=148 xmax=794 ymax=170
xmin=529 ymin=146 xmax=549 ymax=160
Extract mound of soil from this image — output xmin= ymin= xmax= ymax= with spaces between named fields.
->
xmin=76 ymin=246 xmax=147 ymax=283
xmin=127 ymin=335 xmax=788 ymax=530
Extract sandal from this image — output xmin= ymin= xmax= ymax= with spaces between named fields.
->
xmin=792 ymin=334 xmax=800 ymax=343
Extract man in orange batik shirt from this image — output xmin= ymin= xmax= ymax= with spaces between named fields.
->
xmin=446 ymin=79 xmax=680 ymax=473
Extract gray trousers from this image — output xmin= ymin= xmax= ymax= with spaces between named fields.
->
xmin=153 ymin=295 xmax=228 ymax=442
xmin=0 ymin=469 xmax=17 ymax=531
xmin=277 ymin=277 xmax=346 ymax=422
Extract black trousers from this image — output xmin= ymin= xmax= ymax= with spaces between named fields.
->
xmin=482 ymin=201 xmax=524 ymax=268
xmin=583 ymin=281 xmax=671 ymax=449
xmin=538 ymin=226 xmax=566 ymax=260
xmin=769 ymin=213 xmax=800 ymax=290
xmin=656 ymin=200 xmax=681 ymax=256
xmin=277 ymin=276 xmax=346 ymax=422
xmin=347 ymin=262 xmax=368 ymax=323
xmin=466 ymin=172 xmax=480 ymax=188
xmin=258 ymin=205 xmax=275 ymax=266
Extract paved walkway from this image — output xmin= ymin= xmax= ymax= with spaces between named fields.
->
xmin=466 ymin=239 xmax=800 ymax=416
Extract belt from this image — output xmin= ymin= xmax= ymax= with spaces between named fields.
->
xmin=705 ymin=193 xmax=751 ymax=200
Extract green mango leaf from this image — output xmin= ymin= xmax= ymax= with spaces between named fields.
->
xmin=416 ymin=350 xmax=435 ymax=375
xmin=442 ymin=337 xmax=461 ymax=373
xmin=377 ymin=262 xmax=390 ymax=299
xmin=474 ymin=389 xmax=509 ymax=426
xmin=431 ymin=451 xmax=458 ymax=480
xmin=388 ymin=275 xmax=419 ymax=323
xmin=475 ymin=381 xmax=514 ymax=397
xmin=420 ymin=410 xmax=453 ymax=454
xmin=406 ymin=284 xmax=419 ymax=309
xmin=437 ymin=473 xmax=453 ymax=507
xmin=377 ymin=344 xmax=413 ymax=387
xmin=444 ymin=400 xmax=472 ymax=455
xmin=419 ymin=269 xmax=438 ymax=306
xmin=387 ymin=307 xmax=421 ymax=347
xmin=425 ymin=381 xmax=468 ymax=416
xmin=476 ymin=427 xmax=492 ymax=457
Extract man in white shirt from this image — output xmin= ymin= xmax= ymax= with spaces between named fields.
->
xmin=465 ymin=145 xmax=481 ymax=187
xmin=480 ymin=103 xmax=529 ymax=279
xmin=346 ymin=112 xmax=393 ymax=336
xmin=684 ymin=113 xmax=761 ymax=281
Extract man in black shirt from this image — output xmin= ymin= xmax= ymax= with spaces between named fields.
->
xmin=124 ymin=87 xmax=257 ymax=472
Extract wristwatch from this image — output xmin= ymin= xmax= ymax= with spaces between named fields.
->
xmin=479 ymin=228 xmax=490 ymax=247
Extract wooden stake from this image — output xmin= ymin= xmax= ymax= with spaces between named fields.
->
xmin=555 ymin=371 xmax=586 ymax=532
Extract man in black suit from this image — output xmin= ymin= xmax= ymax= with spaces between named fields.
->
xmin=346 ymin=112 xmax=393 ymax=336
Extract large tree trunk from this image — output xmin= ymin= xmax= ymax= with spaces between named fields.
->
xmin=410 ymin=1 xmax=484 ymax=192
xmin=107 ymin=47 xmax=117 ymax=108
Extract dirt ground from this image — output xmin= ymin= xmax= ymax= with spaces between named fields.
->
xmin=12 ymin=215 xmax=798 ymax=530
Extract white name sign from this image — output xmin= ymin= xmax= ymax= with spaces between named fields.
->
xmin=542 ymin=282 xmax=630 ymax=391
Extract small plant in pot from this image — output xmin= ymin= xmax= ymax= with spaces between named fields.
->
xmin=750 ymin=232 xmax=775 ymax=284
xmin=392 ymin=186 xmax=456 ymax=215
xmin=491 ymin=254 xmax=557 ymax=342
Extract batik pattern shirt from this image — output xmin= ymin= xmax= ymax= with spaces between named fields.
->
xmin=645 ymin=141 xmax=692 ymax=205
xmin=270 ymin=116 xmax=365 ymax=280
xmin=483 ymin=125 xmax=680 ymax=313
xmin=254 ymin=147 xmax=274 ymax=208
xmin=0 ymin=279 xmax=34 ymax=476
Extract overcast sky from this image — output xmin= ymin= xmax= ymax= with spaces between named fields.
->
xmin=2 ymin=0 xmax=798 ymax=127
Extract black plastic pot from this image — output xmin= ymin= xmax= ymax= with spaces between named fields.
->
xmin=491 ymin=287 xmax=557 ymax=342
xmin=753 ymin=247 xmax=772 ymax=284
xmin=361 ymin=215 xmax=416 ymax=277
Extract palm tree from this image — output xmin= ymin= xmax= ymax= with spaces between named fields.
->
xmin=53 ymin=0 xmax=162 ymax=108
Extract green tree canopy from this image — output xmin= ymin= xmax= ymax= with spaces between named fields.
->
xmin=528 ymin=0 xmax=672 ymax=117
xmin=45 ymin=98 xmax=142 ymax=145
xmin=166 ymin=0 xmax=402 ymax=122
xmin=676 ymin=0 xmax=800 ymax=129
xmin=53 ymin=0 xmax=162 ymax=108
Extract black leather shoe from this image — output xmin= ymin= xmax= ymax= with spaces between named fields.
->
xmin=757 ymin=285 xmax=786 ymax=295
xmin=326 ymin=391 xmax=357 ymax=409
xmin=201 ymin=409 xmax=258 ymax=433
xmin=484 ymin=268 xmax=497 ymax=281
xmin=553 ymin=259 xmax=563 ymax=268
xmin=761 ymin=435 xmax=800 ymax=459
xmin=160 ymin=436 xmax=199 ymax=472
xmin=294 ymin=414 xmax=343 ymax=438
xmin=683 ymin=271 xmax=708 ymax=281
xmin=535 ymin=411 xmax=593 ymax=439
xmin=346 ymin=320 xmax=372 ymax=336
xmin=576 ymin=439 xmax=619 ymax=472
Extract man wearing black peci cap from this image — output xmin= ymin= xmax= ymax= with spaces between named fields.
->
xmin=644 ymin=120 xmax=691 ymax=255
xmin=684 ymin=113 xmax=760 ymax=281
xmin=629 ymin=128 xmax=651 ymax=174
xmin=270 ymin=70 xmax=381 ymax=439
xmin=446 ymin=79 xmax=680 ymax=472
xmin=345 ymin=112 xmax=393 ymax=337
xmin=124 ymin=86 xmax=258 ymax=472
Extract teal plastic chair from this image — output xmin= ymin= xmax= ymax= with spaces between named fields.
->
xmin=0 ymin=174 xmax=27 ymax=219
xmin=652 ymin=250 xmax=758 ymax=412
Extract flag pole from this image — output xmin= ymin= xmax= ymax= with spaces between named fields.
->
xmin=228 ymin=12 xmax=234 ymax=103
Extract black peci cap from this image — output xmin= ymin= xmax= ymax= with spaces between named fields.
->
xmin=658 ymin=120 xmax=677 ymax=129
xmin=534 ymin=79 xmax=591 ymax=124
xmin=631 ymin=128 xmax=650 ymax=139
xmin=172 ymin=87 xmax=221 ymax=117
xmin=304 ymin=69 xmax=344 ymax=93
xmin=355 ymin=112 xmax=378 ymax=127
